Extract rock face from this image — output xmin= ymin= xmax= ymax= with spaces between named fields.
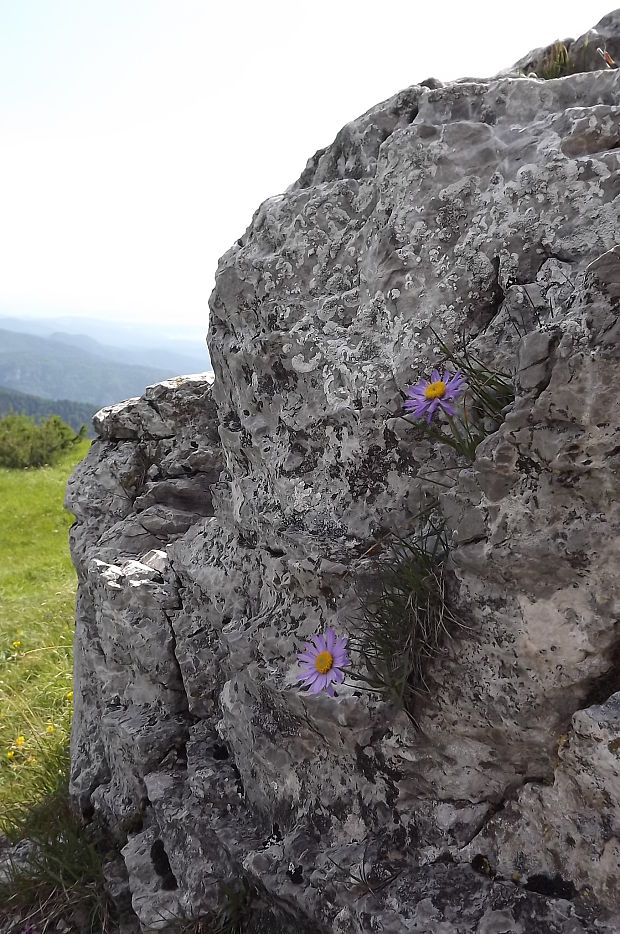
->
xmin=66 ymin=13 xmax=620 ymax=934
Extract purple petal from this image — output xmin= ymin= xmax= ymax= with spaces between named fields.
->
xmin=404 ymin=397 xmax=426 ymax=410
xmin=297 ymin=651 xmax=317 ymax=664
xmin=325 ymin=683 xmax=335 ymax=697
xmin=431 ymin=368 xmax=441 ymax=383
xmin=331 ymin=668 xmax=344 ymax=683
xmin=445 ymin=370 xmax=466 ymax=395
xmin=297 ymin=670 xmax=316 ymax=685
xmin=406 ymin=384 xmax=428 ymax=397
xmin=310 ymin=674 xmax=328 ymax=694
xmin=439 ymin=401 xmax=455 ymax=418
xmin=404 ymin=399 xmax=430 ymax=417
xmin=298 ymin=663 xmax=317 ymax=678
xmin=325 ymin=628 xmax=336 ymax=651
xmin=314 ymin=634 xmax=327 ymax=653
xmin=426 ymin=399 xmax=441 ymax=422
xmin=301 ymin=669 xmax=320 ymax=686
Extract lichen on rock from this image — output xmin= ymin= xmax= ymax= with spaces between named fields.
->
xmin=66 ymin=13 xmax=620 ymax=933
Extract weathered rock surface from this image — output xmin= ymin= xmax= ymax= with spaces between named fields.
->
xmin=66 ymin=12 xmax=620 ymax=933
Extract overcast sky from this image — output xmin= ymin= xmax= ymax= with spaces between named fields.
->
xmin=0 ymin=0 xmax=614 ymax=336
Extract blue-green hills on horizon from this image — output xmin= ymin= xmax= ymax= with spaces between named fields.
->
xmin=0 ymin=321 xmax=212 ymax=430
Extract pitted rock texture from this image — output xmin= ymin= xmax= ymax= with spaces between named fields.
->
xmin=67 ymin=14 xmax=620 ymax=934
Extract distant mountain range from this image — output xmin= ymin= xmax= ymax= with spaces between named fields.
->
xmin=0 ymin=387 xmax=97 ymax=433
xmin=0 ymin=317 xmax=212 ymax=409
xmin=0 ymin=315 xmax=211 ymax=377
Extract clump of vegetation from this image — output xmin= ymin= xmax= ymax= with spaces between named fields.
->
xmin=0 ymin=412 xmax=86 ymax=469
xmin=214 ymin=878 xmax=256 ymax=933
xmin=0 ymin=777 xmax=113 ymax=934
xmin=351 ymin=511 xmax=463 ymax=719
xmin=327 ymin=835 xmax=402 ymax=897
xmin=539 ymin=42 xmax=572 ymax=79
xmin=403 ymin=335 xmax=514 ymax=462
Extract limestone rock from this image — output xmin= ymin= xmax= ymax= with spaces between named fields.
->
xmin=66 ymin=15 xmax=620 ymax=934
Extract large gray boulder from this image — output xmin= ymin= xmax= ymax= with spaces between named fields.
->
xmin=66 ymin=12 xmax=620 ymax=933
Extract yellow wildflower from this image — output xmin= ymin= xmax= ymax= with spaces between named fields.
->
xmin=65 ymin=690 xmax=73 ymax=700
xmin=15 ymin=735 xmax=25 ymax=746
xmin=45 ymin=724 xmax=55 ymax=734
xmin=6 ymin=750 xmax=14 ymax=759
xmin=11 ymin=640 xmax=21 ymax=649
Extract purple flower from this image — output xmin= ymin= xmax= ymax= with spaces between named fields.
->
xmin=19 ymin=924 xmax=38 ymax=934
xmin=297 ymin=628 xmax=350 ymax=696
xmin=404 ymin=368 xmax=466 ymax=423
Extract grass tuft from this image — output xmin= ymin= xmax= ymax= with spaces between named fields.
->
xmin=539 ymin=42 xmax=572 ymax=79
xmin=351 ymin=511 xmax=464 ymax=719
xmin=0 ymin=774 xmax=113 ymax=933
xmin=214 ymin=878 xmax=256 ymax=934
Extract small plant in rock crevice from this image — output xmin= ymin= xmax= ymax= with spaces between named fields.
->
xmin=350 ymin=510 xmax=464 ymax=720
xmin=539 ymin=42 xmax=572 ymax=79
xmin=327 ymin=836 xmax=402 ymax=899
xmin=214 ymin=878 xmax=256 ymax=934
xmin=402 ymin=335 xmax=514 ymax=462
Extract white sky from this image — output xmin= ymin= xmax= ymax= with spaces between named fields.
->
xmin=0 ymin=0 xmax=615 ymax=334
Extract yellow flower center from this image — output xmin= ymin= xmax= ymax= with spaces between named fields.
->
xmin=424 ymin=380 xmax=446 ymax=400
xmin=314 ymin=650 xmax=333 ymax=674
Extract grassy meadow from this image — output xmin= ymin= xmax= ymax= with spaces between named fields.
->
xmin=0 ymin=437 xmax=117 ymax=933
xmin=0 ymin=439 xmax=89 ymax=822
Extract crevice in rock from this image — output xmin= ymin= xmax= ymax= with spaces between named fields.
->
xmin=150 ymin=838 xmax=179 ymax=891
xmin=523 ymin=873 xmax=578 ymax=901
xmin=580 ymin=635 xmax=620 ymax=708
xmin=456 ymin=774 xmax=552 ymax=853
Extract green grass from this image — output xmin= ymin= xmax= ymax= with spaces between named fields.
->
xmin=352 ymin=511 xmax=464 ymax=721
xmin=0 ymin=438 xmax=118 ymax=931
xmin=0 ymin=439 xmax=89 ymax=823
xmin=0 ymin=786 xmax=112 ymax=933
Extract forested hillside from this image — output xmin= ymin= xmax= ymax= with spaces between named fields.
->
xmin=0 ymin=387 xmax=96 ymax=432
xmin=0 ymin=329 xmax=179 ymax=404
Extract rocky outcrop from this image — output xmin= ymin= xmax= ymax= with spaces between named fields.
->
xmin=66 ymin=13 xmax=620 ymax=933
xmin=506 ymin=9 xmax=620 ymax=77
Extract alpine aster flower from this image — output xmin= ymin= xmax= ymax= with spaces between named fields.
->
xmin=404 ymin=368 xmax=466 ymax=423
xmin=297 ymin=628 xmax=350 ymax=696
